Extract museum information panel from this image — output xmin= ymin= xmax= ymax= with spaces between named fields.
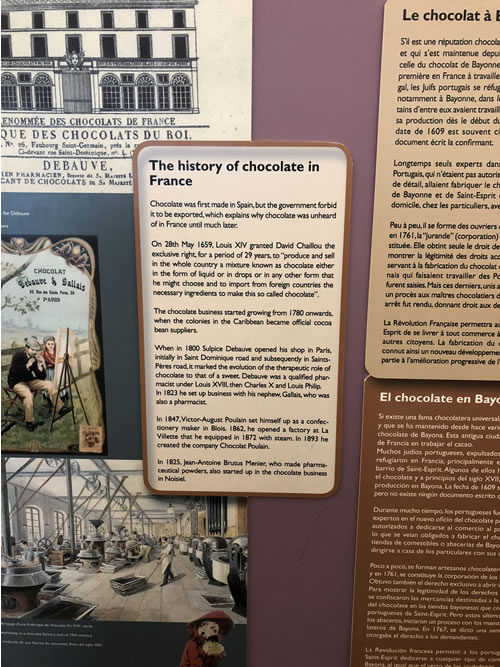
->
xmin=134 ymin=142 xmax=351 ymax=496
xmin=355 ymin=2 xmax=500 ymax=664
xmin=351 ymin=377 xmax=500 ymax=667
xmin=366 ymin=0 xmax=500 ymax=381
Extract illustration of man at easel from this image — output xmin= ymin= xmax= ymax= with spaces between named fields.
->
xmin=7 ymin=335 xmax=71 ymax=432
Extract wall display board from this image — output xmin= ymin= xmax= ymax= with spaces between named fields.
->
xmin=1 ymin=0 xmax=252 ymax=193
xmin=351 ymin=377 xmax=500 ymax=666
xmin=353 ymin=2 xmax=500 ymax=665
xmin=134 ymin=142 xmax=352 ymax=497
xmin=2 ymin=0 xmax=499 ymax=665
xmin=365 ymin=0 xmax=500 ymax=381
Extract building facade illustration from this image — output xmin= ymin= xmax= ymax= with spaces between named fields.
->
xmin=1 ymin=0 xmax=199 ymax=113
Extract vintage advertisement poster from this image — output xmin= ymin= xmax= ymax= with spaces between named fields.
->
xmin=2 ymin=191 xmax=151 ymax=462
xmin=1 ymin=0 xmax=253 ymax=193
xmin=134 ymin=142 xmax=352 ymax=497
xmin=1 ymin=234 xmax=105 ymax=453
xmin=1 ymin=456 xmax=247 ymax=666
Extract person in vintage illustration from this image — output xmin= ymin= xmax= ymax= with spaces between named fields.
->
xmin=180 ymin=611 xmax=234 ymax=667
xmin=7 ymin=336 xmax=70 ymax=432
xmin=40 ymin=334 xmax=68 ymax=403
xmin=159 ymin=538 xmax=175 ymax=586
xmin=17 ymin=540 xmax=35 ymax=562
xmin=137 ymin=535 xmax=153 ymax=563
xmin=41 ymin=336 xmax=56 ymax=383
xmin=125 ymin=534 xmax=140 ymax=561
xmin=126 ymin=531 xmax=153 ymax=563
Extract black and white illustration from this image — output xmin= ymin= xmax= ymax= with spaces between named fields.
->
xmin=1 ymin=0 xmax=252 ymax=192
xmin=1 ymin=0 xmax=199 ymax=114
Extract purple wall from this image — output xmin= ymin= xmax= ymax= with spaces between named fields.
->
xmin=250 ymin=1 xmax=386 ymax=664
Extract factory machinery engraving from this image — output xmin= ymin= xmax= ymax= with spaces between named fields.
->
xmin=1 ymin=457 xmax=247 ymax=622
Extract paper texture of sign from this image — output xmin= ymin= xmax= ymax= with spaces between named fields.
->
xmin=1 ymin=0 xmax=252 ymax=193
xmin=365 ymin=0 xmax=500 ymax=381
xmin=1 ymin=235 xmax=105 ymax=454
xmin=134 ymin=142 xmax=352 ymax=497
xmin=351 ymin=377 xmax=500 ymax=666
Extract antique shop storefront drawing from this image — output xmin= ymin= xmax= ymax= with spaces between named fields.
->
xmin=1 ymin=0 xmax=199 ymax=114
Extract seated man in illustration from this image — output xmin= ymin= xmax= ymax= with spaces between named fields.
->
xmin=17 ymin=540 xmax=35 ymax=562
xmin=7 ymin=336 xmax=70 ymax=432
xmin=125 ymin=534 xmax=141 ymax=561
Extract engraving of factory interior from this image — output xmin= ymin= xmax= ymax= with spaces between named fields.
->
xmin=1 ymin=0 xmax=199 ymax=113
xmin=1 ymin=457 xmax=247 ymax=623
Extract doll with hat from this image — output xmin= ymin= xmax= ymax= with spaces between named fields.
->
xmin=180 ymin=611 xmax=234 ymax=667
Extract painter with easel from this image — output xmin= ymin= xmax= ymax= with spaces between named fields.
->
xmin=5 ymin=335 xmax=71 ymax=433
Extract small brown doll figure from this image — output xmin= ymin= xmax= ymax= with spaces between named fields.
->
xmin=180 ymin=611 xmax=234 ymax=667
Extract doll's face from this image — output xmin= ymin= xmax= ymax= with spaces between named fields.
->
xmin=198 ymin=621 xmax=219 ymax=639
xmin=45 ymin=339 xmax=55 ymax=353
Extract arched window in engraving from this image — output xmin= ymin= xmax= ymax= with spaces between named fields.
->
xmin=1 ymin=73 xmax=17 ymax=110
xmin=171 ymin=74 xmax=191 ymax=110
xmin=120 ymin=73 xmax=135 ymax=110
xmin=101 ymin=73 xmax=120 ymax=110
xmin=18 ymin=72 xmax=33 ymax=109
xmin=137 ymin=74 xmax=155 ymax=110
xmin=25 ymin=506 xmax=43 ymax=543
xmin=74 ymin=515 xmax=83 ymax=542
xmin=33 ymin=73 xmax=53 ymax=110
xmin=157 ymin=74 xmax=169 ymax=110
xmin=54 ymin=510 xmax=65 ymax=539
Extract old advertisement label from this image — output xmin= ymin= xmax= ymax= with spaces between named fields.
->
xmin=1 ymin=235 xmax=105 ymax=453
